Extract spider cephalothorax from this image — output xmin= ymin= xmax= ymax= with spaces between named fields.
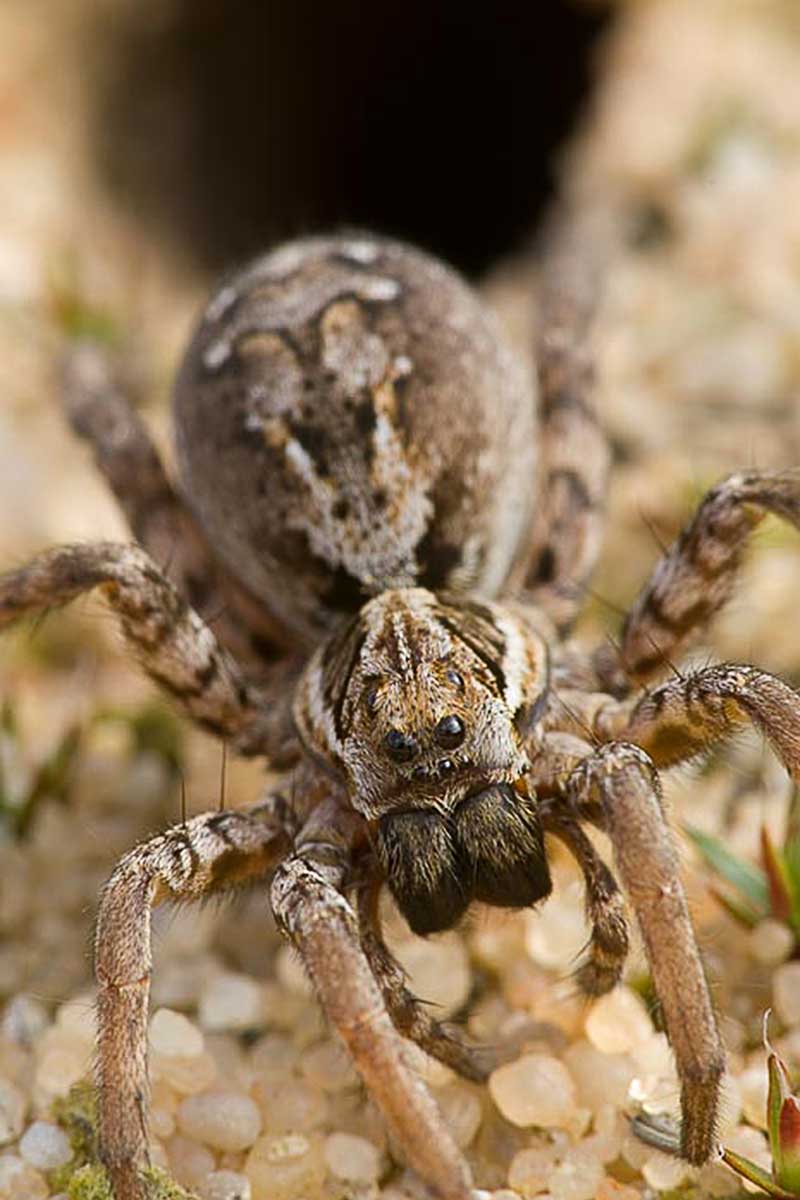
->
xmin=3 ymin=225 xmax=800 ymax=1200
xmin=295 ymin=586 xmax=552 ymax=933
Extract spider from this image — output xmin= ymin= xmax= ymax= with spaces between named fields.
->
xmin=2 ymin=222 xmax=800 ymax=1200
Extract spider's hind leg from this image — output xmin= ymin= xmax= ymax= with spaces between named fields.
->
xmin=524 ymin=210 xmax=617 ymax=631
xmin=63 ymin=341 xmax=214 ymax=609
xmin=95 ymin=801 xmax=292 ymax=1200
xmin=595 ymin=467 xmax=800 ymax=688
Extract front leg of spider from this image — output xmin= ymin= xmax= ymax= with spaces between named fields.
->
xmin=566 ymin=742 xmax=725 ymax=1165
xmin=270 ymin=798 xmax=475 ymax=1200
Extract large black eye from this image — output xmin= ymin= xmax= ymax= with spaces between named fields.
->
xmin=384 ymin=728 xmax=419 ymax=762
xmin=435 ymin=714 xmax=465 ymax=749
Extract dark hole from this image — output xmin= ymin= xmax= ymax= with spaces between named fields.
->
xmin=88 ymin=0 xmax=609 ymax=276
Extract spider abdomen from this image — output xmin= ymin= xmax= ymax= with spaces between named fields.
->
xmin=174 ymin=233 xmax=537 ymax=649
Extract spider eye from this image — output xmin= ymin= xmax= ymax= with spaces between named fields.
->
xmin=384 ymin=728 xmax=419 ymax=762
xmin=446 ymin=668 xmax=464 ymax=688
xmin=435 ymin=713 xmax=465 ymax=749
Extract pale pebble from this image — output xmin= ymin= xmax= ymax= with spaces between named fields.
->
xmin=489 ymin=1054 xmax=577 ymax=1129
xmin=749 ymin=918 xmax=794 ymax=966
xmin=391 ymin=933 xmax=471 ymax=1017
xmin=149 ymin=1008 xmax=204 ymax=1058
xmin=642 ymin=1150 xmax=692 ymax=1190
xmin=199 ymin=973 xmax=265 ymax=1033
xmin=0 ymin=1080 xmax=26 ymax=1145
xmin=547 ymin=1149 xmax=604 ymax=1200
xmin=436 ymin=1084 xmax=483 ymax=1149
xmin=18 ymin=1120 xmax=72 ymax=1169
xmin=324 ymin=1131 xmax=383 ymax=1183
xmin=507 ymin=1145 xmax=557 ymax=1196
xmin=202 ymin=1168 xmax=252 ymax=1200
xmin=167 ymin=1133 xmax=216 ymax=1192
xmin=585 ymin=988 xmax=653 ymax=1054
xmin=245 ymin=1133 xmax=325 ymax=1200
xmin=178 ymin=1090 xmax=262 ymax=1152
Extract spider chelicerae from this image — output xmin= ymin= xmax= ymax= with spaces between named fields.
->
xmin=2 ymin=218 xmax=800 ymax=1200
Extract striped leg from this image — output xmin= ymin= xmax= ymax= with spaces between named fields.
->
xmin=63 ymin=342 xmax=219 ymax=610
xmin=95 ymin=804 xmax=291 ymax=1200
xmin=0 ymin=542 xmax=295 ymax=760
xmin=594 ymin=663 xmax=800 ymax=782
xmin=596 ymin=469 xmax=800 ymax=687
xmin=524 ymin=208 xmax=617 ymax=631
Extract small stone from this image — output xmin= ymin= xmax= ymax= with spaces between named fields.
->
xmin=489 ymin=1054 xmax=577 ymax=1129
xmin=178 ymin=1090 xmax=262 ymax=1152
xmin=749 ymin=919 xmax=794 ymax=966
xmin=199 ymin=973 xmax=265 ymax=1033
xmin=642 ymin=1150 xmax=691 ymax=1190
xmin=1 ymin=996 xmax=48 ymax=1047
xmin=254 ymin=1077 xmax=329 ymax=1134
xmin=562 ymin=1041 xmax=635 ymax=1112
xmin=167 ymin=1133 xmax=216 ymax=1193
xmin=585 ymin=988 xmax=653 ymax=1054
xmin=18 ymin=1120 xmax=72 ymax=1169
xmin=773 ymin=960 xmax=800 ymax=1026
xmin=0 ymin=1079 xmax=26 ymax=1145
xmin=0 ymin=1154 xmax=48 ymax=1200
xmin=202 ymin=1169 xmax=252 ymax=1200
xmin=507 ymin=1145 xmax=557 ymax=1196
xmin=245 ymin=1133 xmax=325 ymax=1200
xmin=150 ymin=1008 xmax=204 ymax=1058
xmin=391 ymin=934 xmax=471 ymax=1017
xmin=324 ymin=1131 xmax=383 ymax=1183
xmin=157 ymin=1050 xmax=217 ymax=1095
xmin=33 ymin=1044 xmax=86 ymax=1096
xmin=250 ymin=1035 xmax=299 ymax=1081
xmin=547 ymin=1148 xmax=604 ymax=1200
xmin=436 ymin=1083 xmax=482 ymax=1149
xmin=300 ymin=1040 xmax=358 ymax=1092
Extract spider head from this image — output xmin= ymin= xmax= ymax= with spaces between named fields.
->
xmin=295 ymin=588 xmax=552 ymax=934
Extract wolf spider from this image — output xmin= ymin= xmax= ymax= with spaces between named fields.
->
xmin=2 ymin=221 xmax=800 ymax=1200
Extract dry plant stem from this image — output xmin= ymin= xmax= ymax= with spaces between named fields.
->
xmin=596 ymin=468 xmax=800 ymax=687
xmin=0 ymin=541 xmax=292 ymax=759
xmin=271 ymin=824 xmax=474 ymax=1200
xmin=566 ymin=743 xmax=725 ymax=1165
xmin=95 ymin=805 xmax=290 ymax=1200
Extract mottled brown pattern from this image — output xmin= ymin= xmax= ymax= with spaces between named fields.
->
xmin=2 ymin=225 xmax=800 ymax=1198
